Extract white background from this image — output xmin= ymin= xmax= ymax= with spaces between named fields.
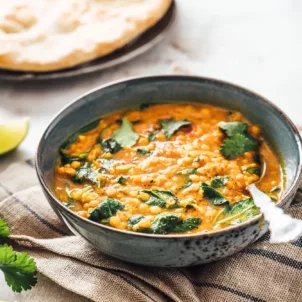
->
xmin=1 ymin=0 xmax=302 ymax=300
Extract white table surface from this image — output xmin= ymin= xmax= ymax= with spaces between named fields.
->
xmin=1 ymin=0 xmax=302 ymax=300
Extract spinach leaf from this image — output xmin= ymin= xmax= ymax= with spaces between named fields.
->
xmin=177 ymin=168 xmax=197 ymax=175
xmin=149 ymin=213 xmax=181 ymax=234
xmin=244 ymin=166 xmax=261 ymax=176
xmin=117 ymin=176 xmax=127 ymax=185
xmin=219 ymin=122 xmax=248 ymax=136
xmin=160 ymin=118 xmax=191 ymax=139
xmin=214 ymin=198 xmax=260 ymax=225
xmin=137 ymin=149 xmax=152 ymax=155
xmin=145 ymin=196 xmax=166 ymax=208
xmin=99 ymin=138 xmax=122 ymax=154
xmin=112 ymin=118 xmax=139 ymax=147
xmin=172 ymin=218 xmax=202 ymax=233
xmin=88 ymin=198 xmax=124 ymax=222
xmin=130 ymin=214 xmax=202 ymax=234
xmin=128 ymin=215 xmax=145 ymax=228
xmin=220 ymin=133 xmax=258 ymax=160
xmin=141 ymin=189 xmax=176 ymax=199
xmin=60 ymin=151 xmax=88 ymax=165
xmin=140 ymin=190 xmax=179 ymax=208
xmin=211 ymin=176 xmax=229 ymax=188
xmin=182 ymin=179 xmax=192 ymax=189
xmin=148 ymin=131 xmax=157 ymax=142
xmin=73 ymin=163 xmax=99 ymax=185
xmin=201 ymin=183 xmax=229 ymax=206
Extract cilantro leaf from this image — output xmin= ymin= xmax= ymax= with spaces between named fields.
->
xmin=219 ymin=122 xmax=248 ymax=136
xmin=0 ymin=219 xmax=10 ymax=241
xmin=177 ymin=168 xmax=197 ymax=175
xmin=88 ymin=198 xmax=124 ymax=222
xmin=201 ymin=183 xmax=229 ymax=206
xmin=0 ymin=245 xmax=37 ymax=293
xmin=112 ymin=118 xmax=139 ymax=148
xmin=214 ymin=198 xmax=260 ymax=225
xmin=172 ymin=218 xmax=202 ymax=233
xmin=160 ymin=119 xmax=191 ymax=139
xmin=220 ymin=133 xmax=258 ymax=160
xmin=211 ymin=176 xmax=229 ymax=188
xmin=99 ymin=138 xmax=122 ymax=154
xmin=137 ymin=149 xmax=152 ymax=156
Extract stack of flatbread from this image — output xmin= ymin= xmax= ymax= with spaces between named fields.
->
xmin=0 ymin=0 xmax=171 ymax=72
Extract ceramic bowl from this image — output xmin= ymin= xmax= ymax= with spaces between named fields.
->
xmin=36 ymin=76 xmax=302 ymax=267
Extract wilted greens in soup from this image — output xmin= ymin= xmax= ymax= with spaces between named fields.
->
xmin=54 ymin=104 xmax=283 ymax=234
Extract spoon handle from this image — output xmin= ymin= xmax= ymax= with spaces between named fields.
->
xmin=248 ymin=184 xmax=302 ymax=243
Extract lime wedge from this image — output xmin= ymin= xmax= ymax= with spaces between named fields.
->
xmin=0 ymin=117 xmax=30 ymax=155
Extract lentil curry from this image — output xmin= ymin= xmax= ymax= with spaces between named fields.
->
xmin=54 ymin=104 xmax=283 ymax=235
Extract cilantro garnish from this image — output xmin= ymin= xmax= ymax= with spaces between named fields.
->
xmin=112 ymin=118 xmax=139 ymax=148
xmin=0 ymin=219 xmax=10 ymax=242
xmin=219 ymin=122 xmax=248 ymax=136
xmin=201 ymin=183 xmax=229 ymax=206
xmin=219 ymin=122 xmax=258 ymax=160
xmin=220 ymin=133 xmax=258 ymax=160
xmin=160 ymin=118 xmax=191 ymax=139
xmin=0 ymin=219 xmax=37 ymax=293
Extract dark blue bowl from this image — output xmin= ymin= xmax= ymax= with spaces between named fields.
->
xmin=36 ymin=76 xmax=302 ymax=267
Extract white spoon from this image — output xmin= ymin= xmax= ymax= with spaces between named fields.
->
xmin=248 ymin=160 xmax=302 ymax=243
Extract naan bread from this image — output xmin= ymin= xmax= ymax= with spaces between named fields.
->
xmin=0 ymin=0 xmax=171 ymax=72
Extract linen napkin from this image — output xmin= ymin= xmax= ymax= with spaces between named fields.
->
xmin=0 ymin=160 xmax=301 ymax=302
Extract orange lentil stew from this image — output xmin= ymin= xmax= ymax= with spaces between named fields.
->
xmin=54 ymin=104 xmax=283 ymax=235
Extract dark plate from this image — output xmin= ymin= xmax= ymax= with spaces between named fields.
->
xmin=0 ymin=1 xmax=175 ymax=82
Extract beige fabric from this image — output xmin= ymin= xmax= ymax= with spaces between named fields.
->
xmin=0 ymin=160 xmax=302 ymax=302
xmin=0 ymin=0 xmax=171 ymax=72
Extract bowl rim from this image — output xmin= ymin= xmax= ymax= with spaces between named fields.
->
xmin=36 ymin=75 xmax=302 ymax=240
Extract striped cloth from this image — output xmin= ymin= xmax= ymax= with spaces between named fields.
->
xmin=0 ymin=160 xmax=301 ymax=302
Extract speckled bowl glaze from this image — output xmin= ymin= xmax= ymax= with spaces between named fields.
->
xmin=36 ymin=76 xmax=302 ymax=267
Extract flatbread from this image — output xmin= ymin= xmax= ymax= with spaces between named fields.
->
xmin=0 ymin=0 xmax=171 ymax=72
